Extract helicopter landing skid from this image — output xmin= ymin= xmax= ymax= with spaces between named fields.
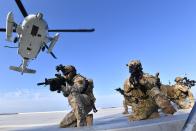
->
xmin=9 ymin=66 xmax=36 ymax=74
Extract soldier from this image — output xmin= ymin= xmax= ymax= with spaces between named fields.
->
xmin=161 ymin=77 xmax=195 ymax=109
xmin=122 ymin=72 xmax=161 ymax=115
xmin=123 ymin=60 xmax=176 ymax=121
xmin=57 ymin=65 xmax=96 ymax=128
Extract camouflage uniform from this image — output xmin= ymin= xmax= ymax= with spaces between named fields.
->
xmin=161 ymin=77 xmax=194 ymax=109
xmin=59 ymin=65 xmax=96 ymax=128
xmin=124 ymin=60 xmax=176 ymax=121
xmin=123 ymin=78 xmax=159 ymax=120
xmin=122 ymin=79 xmax=133 ymax=114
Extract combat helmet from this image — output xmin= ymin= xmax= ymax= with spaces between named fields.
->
xmin=60 ymin=65 xmax=77 ymax=81
xmin=63 ymin=65 xmax=76 ymax=75
xmin=175 ymin=77 xmax=184 ymax=83
xmin=56 ymin=64 xmax=76 ymax=76
xmin=126 ymin=60 xmax=143 ymax=72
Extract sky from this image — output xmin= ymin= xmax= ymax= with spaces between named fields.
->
xmin=0 ymin=0 xmax=196 ymax=113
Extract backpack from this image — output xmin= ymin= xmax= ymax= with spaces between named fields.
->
xmin=85 ymin=79 xmax=96 ymax=103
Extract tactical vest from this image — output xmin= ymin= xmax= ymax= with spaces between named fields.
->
xmin=124 ymin=78 xmax=148 ymax=104
xmin=139 ymin=73 xmax=159 ymax=90
xmin=85 ymin=79 xmax=96 ymax=103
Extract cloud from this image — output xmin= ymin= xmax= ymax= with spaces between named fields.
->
xmin=0 ymin=89 xmax=68 ymax=113
xmin=0 ymin=89 xmax=123 ymax=113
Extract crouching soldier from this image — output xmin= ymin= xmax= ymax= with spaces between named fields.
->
xmin=56 ymin=65 xmax=97 ymax=128
xmin=161 ymin=77 xmax=195 ymax=109
xmin=119 ymin=60 xmax=176 ymax=121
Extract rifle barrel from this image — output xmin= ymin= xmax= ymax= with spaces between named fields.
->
xmin=37 ymin=82 xmax=46 ymax=86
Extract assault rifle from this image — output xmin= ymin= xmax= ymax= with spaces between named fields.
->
xmin=115 ymin=88 xmax=139 ymax=103
xmin=37 ymin=74 xmax=66 ymax=93
xmin=182 ymin=77 xmax=196 ymax=88
xmin=115 ymin=88 xmax=125 ymax=96
xmin=115 ymin=88 xmax=132 ymax=98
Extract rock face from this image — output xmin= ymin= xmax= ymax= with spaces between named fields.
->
xmin=0 ymin=107 xmax=191 ymax=131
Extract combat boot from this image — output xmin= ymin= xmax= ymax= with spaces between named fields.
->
xmin=86 ymin=114 xmax=93 ymax=126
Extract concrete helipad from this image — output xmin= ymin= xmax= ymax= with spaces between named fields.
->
xmin=0 ymin=107 xmax=191 ymax=131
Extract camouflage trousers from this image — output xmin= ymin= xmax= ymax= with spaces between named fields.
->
xmin=128 ymin=98 xmax=160 ymax=121
xmin=154 ymin=94 xmax=176 ymax=114
xmin=60 ymin=93 xmax=93 ymax=128
xmin=174 ymin=99 xmax=193 ymax=109
xmin=123 ymin=99 xmax=132 ymax=114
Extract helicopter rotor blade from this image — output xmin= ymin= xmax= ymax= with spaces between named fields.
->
xmin=0 ymin=28 xmax=16 ymax=32
xmin=15 ymin=0 xmax=28 ymax=17
xmin=4 ymin=46 xmax=18 ymax=48
xmin=44 ymin=45 xmax=57 ymax=59
xmin=0 ymin=28 xmax=6 ymax=32
xmin=48 ymin=28 xmax=95 ymax=32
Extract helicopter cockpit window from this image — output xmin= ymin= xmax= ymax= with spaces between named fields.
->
xmin=31 ymin=25 xmax=39 ymax=36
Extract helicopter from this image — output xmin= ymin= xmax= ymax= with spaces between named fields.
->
xmin=0 ymin=0 xmax=95 ymax=74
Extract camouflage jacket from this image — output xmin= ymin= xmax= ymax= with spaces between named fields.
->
xmin=123 ymin=73 xmax=161 ymax=103
xmin=161 ymin=84 xmax=194 ymax=103
xmin=131 ymin=73 xmax=161 ymax=96
xmin=161 ymin=83 xmax=194 ymax=109
xmin=61 ymin=74 xmax=96 ymax=103
xmin=124 ymin=73 xmax=176 ymax=115
xmin=123 ymin=78 xmax=146 ymax=104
